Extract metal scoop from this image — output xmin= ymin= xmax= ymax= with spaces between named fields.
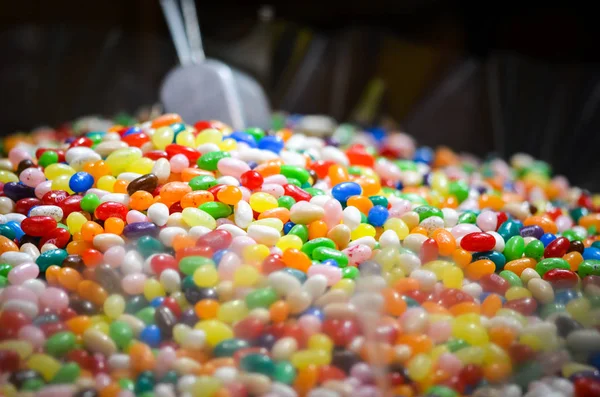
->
xmin=159 ymin=0 xmax=271 ymax=130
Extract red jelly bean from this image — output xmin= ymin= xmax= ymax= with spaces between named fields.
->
xmin=0 ymin=350 xmax=20 ymax=373
xmin=122 ymin=133 xmax=150 ymax=148
xmin=94 ymin=202 xmax=128 ymax=221
xmin=166 ymin=144 xmax=201 ymax=163
xmin=161 ymin=297 xmax=182 ymax=318
xmin=282 ymin=323 xmax=308 ymax=348
xmin=262 ymin=254 xmax=285 ymax=274
xmin=40 ymin=321 xmax=67 ymax=337
xmin=40 ymin=227 xmax=71 ymax=248
xmin=496 ymin=212 xmax=508 ymax=230
xmin=144 ymin=150 xmax=168 ymax=160
xmin=458 ymin=364 xmax=483 ymax=386
xmin=69 ymin=137 xmax=94 ymax=148
xmin=82 ymin=249 xmax=103 ymax=267
xmin=89 ymin=353 xmax=108 ymax=374
xmin=21 ymin=216 xmax=57 ymax=237
xmin=543 ymin=268 xmax=579 ymax=289
xmin=479 ymin=273 xmax=509 ymax=295
xmin=150 ymin=254 xmax=178 ymax=275
xmin=346 ymin=144 xmax=375 ymax=167
xmin=309 ymin=160 xmax=335 ymax=179
xmin=175 ymin=246 xmax=213 ymax=261
xmin=207 ymin=184 xmax=227 ymax=197
xmin=503 ymin=297 xmax=538 ymax=316
xmin=240 ymin=171 xmax=263 ymax=190
xmin=283 ymin=184 xmax=311 ymax=202
xmin=460 ymin=232 xmax=496 ymax=251
xmin=318 ymin=365 xmax=346 ymax=383
xmin=59 ymin=195 xmax=83 ymax=218
xmin=420 ymin=238 xmax=438 ymax=263
xmin=0 ymin=310 xmax=31 ymax=339
xmin=322 ymin=318 xmax=359 ymax=347
xmin=234 ymin=317 xmax=264 ymax=340
xmin=42 ymin=190 xmax=69 ymax=206
xmin=508 ymin=343 xmax=535 ymax=363
xmin=574 ymin=377 xmax=600 ymax=397
xmin=196 ymin=230 xmax=232 ymax=251
xmin=544 ymin=236 xmax=570 ymax=258
xmin=169 ymin=201 xmax=183 ymax=214
xmin=15 ymin=198 xmax=42 ymax=215
xmin=545 ymin=207 xmax=562 ymax=221
xmin=437 ymin=288 xmax=474 ymax=308
xmin=66 ymin=349 xmax=92 ymax=370
xmin=404 ymin=289 xmax=428 ymax=304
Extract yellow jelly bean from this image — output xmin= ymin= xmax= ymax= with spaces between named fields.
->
xmin=562 ymin=362 xmax=597 ymax=378
xmin=193 ymin=265 xmax=219 ymax=288
xmin=143 ymin=278 xmax=166 ymax=301
xmin=406 ymin=353 xmax=432 ymax=382
xmin=423 ymin=260 xmax=453 ymax=279
xmin=105 ymin=147 xmax=143 ymax=175
xmin=97 ymin=175 xmax=117 ymax=192
xmin=251 ymin=218 xmax=284 ymax=231
xmin=27 ymin=353 xmax=61 ymax=381
xmin=431 ymin=171 xmax=449 ymax=195
xmin=173 ymin=324 xmax=191 ymax=345
xmin=0 ymin=170 xmax=19 ymax=183
xmin=455 ymin=346 xmax=485 ymax=365
xmin=195 ymin=320 xmax=234 ymax=346
xmin=218 ymin=138 xmax=237 ymax=151
xmin=566 ymin=297 xmax=591 ymax=325
xmin=430 ymin=345 xmax=449 ymax=362
xmin=383 ymin=218 xmax=409 ymax=240
xmin=331 ymin=279 xmax=355 ymax=295
xmin=242 ymin=244 xmax=270 ymax=265
xmin=505 ymin=286 xmax=532 ymax=300
xmin=66 ymin=212 xmax=88 ymax=234
xmin=483 ymin=343 xmax=510 ymax=365
xmin=442 ymin=266 xmax=463 ymax=289
xmin=181 ymin=207 xmax=217 ymax=229
xmin=152 ymin=126 xmax=175 ymax=150
xmin=1 ymin=384 xmax=17 ymax=397
xmin=452 ymin=322 xmax=488 ymax=346
xmin=191 ymin=376 xmax=222 ymax=397
xmin=44 ymin=163 xmax=76 ymax=179
xmin=176 ymin=130 xmax=195 ymax=147
xmin=350 ymin=223 xmax=376 ymax=240
xmin=308 ymin=334 xmax=334 ymax=352
xmin=52 ymin=174 xmax=74 ymax=194
xmin=384 ymin=267 xmax=405 ymax=285
xmin=291 ymin=349 xmax=331 ymax=369
xmin=103 ymin=294 xmax=125 ymax=319
xmin=276 ymin=235 xmax=303 ymax=252
xmin=171 ymin=291 xmax=190 ymax=310
xmin=127 ymin=157 xmax=154 ymax=174
xmin=90 ymin=321 xmax=110 ymax=334
xmin=519 ymin=333 xmax=544 ymax=351
xmin=0 ymin=340 xmax=33 ymax=359
xmin=217 ymin=300 xmax=248 ymax=324
xmin=195 ymin=128 xmax=223 ymax=145
xmin=249 ymin=192 xmax=278 ymax=213
xmin=233 ymin=265 xmax=259 ymax=287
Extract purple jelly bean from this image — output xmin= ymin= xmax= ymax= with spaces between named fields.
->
xmin=3 ymin=182 xmax=36 ymax=201
xmin=122 ymin=222 xmax=159 ymax=238
xmin=520 ymin=225 xmax=544 ymax=239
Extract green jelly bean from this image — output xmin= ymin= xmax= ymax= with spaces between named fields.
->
xmin=0 ymin=263 xmax=11 ymax=278
xmin=562 ymin=230 xmax=581 ymax=242
xmin=125 ymin=295 xmax=148 ymax=314
xmin=179 ymin=256 xmax=215 ymax=275
xmin=342 ymin=266 xmax=359 ymax=279
xmin=137 ymin=236 xmax=164 ymax=258
xmin=36 ymin=249 xmax=68 ymax=271
xmin=245 ymin=288 xmax=278 ymax=309
xmin=51 ymin=362 xmax=80 ymax=384
xmin=240 ymin=353 xmax=275 ymax=376
xmin=138 ymin=392 xmax=155 ymax=397
xmin=535 ymin=258 xmax=570 ymax=276
xmin=524 ymin=240 xmax=544 ymax=260
xmin=110 ymin=321 xmax=134 ymax=349
xmin=119 ymin=378 xmax=136 ymax=391
xmin=499 ymin=270 xmax=522 ymax=287
xmin=39 ymin=150 xmax=59 ymax=167
xmin=280 ymin=165 xmax=310 ymax=184
xmin=189 ymin=175 xmax=217 ymax=191
xmin=0 ymin=224 xmax=16 ymax=239
xmin=87 ymin=132 xmax=104 ymax=145
xmin=199 ymin=202 xmax=232 ymax=218
xmin=273 ymin=361 xmax=296 ymax=384
xmin=570 ymin=207 xmax=589 ymax=223
xmin=21 ymin=378 xmax=44 ymax=392
xmin=395 ymin=160 xmax=418 ymax=172
xmin=369 ymin=195 xmax=388 ymax=207
xmin=301 ymin=237 xmax=335 ymax=257
xmin=135 ymin=371 xmax=155 ymax=394
xmin=80 ymin=193 xmax=101 ymax=213
xmin=425 ymin=386 xmax=458 ymax=397
xmin=277 ymin=195 xmax=296 ymax=209
xmin=414 ymin=205 xmax=444 ymax=221
xmin=403 ymin=296 xmax=420 ymax=308
xmin=347 ymin=166 xmax=363 ymax=175
xmin=512 ymin=361 xmax=543 ymax=389
xmin=312 ymin=247 xmax=349 ymax=267
xmin=446 ymin=339 xmax=469 ymax=352
xmin=286 ymin=178 xmax=302 ymax=187
xmin=449 ymin=180 xmax=469 ymax=202
xmin=246 ymin=127 xmax=265 ymax=142
xmin=360 ymin=212 xmax=368 ymax=223
xmin=539 ymin=302 xmax=565 ymax=319
xmin=397 ymin=193 xmax=428 ymax=205
xmin=288 ymin=224 xmax=308 ymax=243
xmin=160 ymin=371 xmax=179 ymax=385
xmin=45 ymin=331 xmax=76 ymax=357
xmin=504 ymin=235 xmax=525 ymax=261
xmin=136 ymin=307 xmax=156 ymax=325
xmin=498 ymin=220 xmax=522 ymax=242
xmin=197 ymin=151 xmax=231 ymax=171
xmin=304 ymin=188 xmax=324 ymax=197
xmin=589 ymin=295 xmax=600 ymax=308
xmin=213 ymin=338 xmax=250 ymax=357
xmin=0 ymin=275 xmax=7 ymax=288
xmin=578 ymin=259 xmax=600 ymax=278
xmin=457 ymin=211 xmax=477 ymax=224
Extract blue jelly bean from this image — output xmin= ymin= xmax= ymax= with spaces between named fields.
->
xmin=150 ymin=297 xmax=165 ymax=308
xmin=540 ymin=233 xmax=557 ymax=247
xmin=583 ymin=247 xmax=600 ymax=261
xmin=554 ymin=289 xmax=580 ymax=304
xmin=69 ymin=172 xmax=95 ymax=192
xmin=589 ymin=352 xmax=600 ymax=370
xmin=213 ymin=249 xmax=227 ymax=265
xmin=472 ymin=251 xmax=506 ymax=271
xmin=140 ymin=325 xmax=161 ymax=347
xmin=301 ymin=307 xmax=324 ymax=321
xmin=282 ymin=268 xmax=307 ymax=283
xmin=248 ymin=161 xmax=258 ymax=169
xmin=367 ymin=127 xmax=386 ymax=142
xmin=367 ymin=205 xmax=389 ymax=227
xmin=413 ymin=147 xmax=434 ymax=164
xmin=283 ymin=222 xmax=295 ymax=234
xmin=322 ymin=259 xmax=338 ymax=267
xmin=5 ymin=221 xmax=24 ymax=240
xmin=331 ymin=182 xmax=362 ymax=203
xmin=170 ymin=122 xmax=186 ymax=135
xmin=229 ymin=131 xmax=258 ymax=148
xmin=258 ymin=136 xmax=284 ymax=153
xmin=123 ymin=126 xmax=142 ymax=136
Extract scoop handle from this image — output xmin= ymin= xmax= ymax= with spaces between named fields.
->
xmin=181 ymin=0 xmax=206 ymax=63
xmin=160 ymin=0 xmax=193 ymax=66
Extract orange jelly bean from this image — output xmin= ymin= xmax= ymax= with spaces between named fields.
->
xmin=346 ymin=195 xmax=373 ymax=214
xmin=465 ymin=259 xmax=495 ymax=280
xmin=180 ymin=190 xmax=214 ymax=208
xmin=195 ymin=299 xmax=220 ymax=319
xmin=282 ymin=249 xmax=311 ymax=273
xmin=104 ymin=217 xmax=125 ymax=235
xmin=523 ymin=215 xmax=558 ymax=234
xmin=129 ymin=191 xmax=154 ymax=211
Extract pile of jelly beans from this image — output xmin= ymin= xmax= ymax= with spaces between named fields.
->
xmin=1 ymin=114 xmax=600 ymax=397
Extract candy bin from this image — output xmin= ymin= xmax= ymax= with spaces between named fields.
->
xmin=0 ymin=113 xmax=599 ymax=397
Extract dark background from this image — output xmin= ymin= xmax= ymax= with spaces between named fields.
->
xmin=1 ymin=1 xmax=600 ymax=189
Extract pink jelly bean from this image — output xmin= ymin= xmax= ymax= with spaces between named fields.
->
xmin=556 ymin=215 xmax=573 ymax=232
xmin=1 ymin=285 xmax=38 ymax=304
xmin=260 ymin=184 xmax=284 ymax=198
xmin=476 ymin=210 xmax=497 ymax=231
xmin=169 ymin=154 xmax=189 ymax=173
xmin=122 ymin=274 xmax=147 ymax=294
xmin=216 ymin=218 xmax=234 ymax=227
xmin=217 ymin=252 xmax=241 ymax=280
xmin=323 ymin=199 xmax=343 ymax=229
xmin=307 ymin=265 xmax=342 ymax=286
xmin=34 ymin=180 xmax=53 ymax=199
xmin=217 ymin=158 xmax=251 ymax=179
xmin=343 ymin=244 xmax=372 ymax=264
xmin=154 ymin=346 xmax=177 ymax=377
xmin=36 ymin=385 xmax=77 ymax=397
xmin=18 ymin=325 xmax=46 ymax=348
xmin=39 ymin=287 xmax=69 ymax=311
xmin=95 ymin=373 xmax=112 ymax=389
xmin=126 ymin=210 xmax=149 ymax=224
xmin=7 ymin=263 xmax=39 ymax=285
xmin=427 ymin=320 xmax=451 ymax=343
xmin=436 ymin=352 xmax=463 ymax=375
xmin=229 ymin=236 xmax=256 ymax=255
xmin=263 ymin=174 xmax=287 ymax=185
xmin=104 ymin=246 xmax=126 ymax=267
xmin=298 ymin=314 xmax=321 ymax=335
xmin=239 ymin=186 xmax=251 ymax=201
xmin=19 ymin=167 xmax=46 ymax=188
xmin=269 ymin=246 xmax=283 ymax=256
xmin=450 ymin=223 xmax=481 ymax=239
xmin=8 ymin=148 xmax=32 ymax=165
